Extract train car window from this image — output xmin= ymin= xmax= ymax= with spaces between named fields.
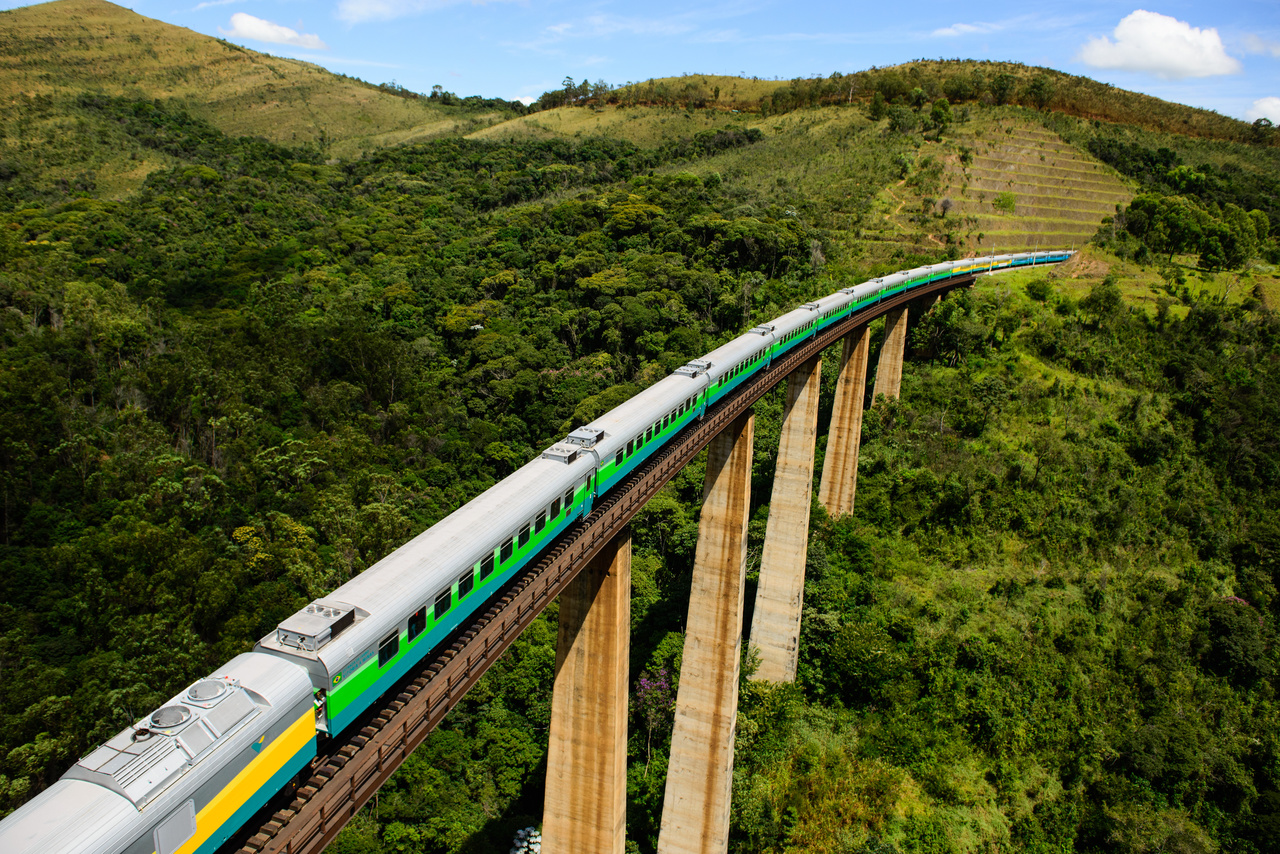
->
xmin=434 ymin=590 xmax=451 ymax=620
xmin=646 ymin=426 xmax=653 ymax=441
xmin=586 ymin=474 xmax=594 ymax=491
xmin=458 ymin=570 xmax=474 ymax=600
xmin=501 ymin=537 xmax=514 ymax=563
xmin=378 ymin=631 xmax=400 ymax=667
xmin=564 ymin=488 xmax=573 ymax=507
xmin=518 ymin=523 xmax=531 ymax=548
xmin=407 ymin=606 xmax=427 ymax=643
xmin=551 ymin=496 xmax=561 ymax=518
xmin=481 ymin=553 xmax=495 ymax=580
xmin=663 ymin=415 xmax=669 ymax=429
xmin=535 ymin=511 xmax=546 ymax=534
xmin=626 ymin=439 xmax=634 ymax=456
xmin=615 ymin=449 xmax=624 ymax=466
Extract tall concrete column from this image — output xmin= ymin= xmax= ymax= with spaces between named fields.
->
xmin=658 ymin=412 xmax=754 ymax=854
xmin=543 ymin=529 xmax=631 ymax=854
xmin=750 ymin=357 xmax=822 ymax=683
xmin=872 ymin=306 xmax=908 ymax=401
xmin=818 ymin=326 xmax=870 ymax=517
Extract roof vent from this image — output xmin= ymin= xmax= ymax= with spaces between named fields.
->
xmin=803 ymin=302 xmax=820 ymax=311
xmin=565 ymin=426 xmax=605 ymax=447
xmin=186 ymin=680 xmax=227 ymax=704
xmin=150 ymin=706 xmax=192 ymax=732
xmin=276 ymin=600 xmax=356 ymax=652
xmin=749 ymin=324 xmax=775 ymax=335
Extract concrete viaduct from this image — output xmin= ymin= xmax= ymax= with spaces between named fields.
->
xmin=232 ymin=272 xmax=972 ymax=854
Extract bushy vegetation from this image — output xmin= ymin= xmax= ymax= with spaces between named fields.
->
xmin=725 ymin=279 xmax=1280 ymax=852
xmin=1073 ymin=121 xmax=1280 ymax=267
xmin=0 ymin=95 xmax=825 ymax=830
xmin=1 ymin=65 xmax=1278 ymax=854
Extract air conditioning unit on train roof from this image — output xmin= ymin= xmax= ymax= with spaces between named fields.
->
xmin=675 ymin=359 xmax=712 ymax=377
xmin=542 ymin=443 xmax=581 ymax=464
xmin=564 ymin=426 xmax=605 ymax=447
xmin=749 ymin=324 xmax=775 ymax=335
xmin=276 ymin=600 xmax=358 ymax=652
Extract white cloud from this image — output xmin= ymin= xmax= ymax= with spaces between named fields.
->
xmin=508 ymin=12 xmax=699 ymax=54
xmin=538 ymin=14 xmax=695 ymax=41
xmin=337 ymin=0 xmax=517 ymax=24
xmin=1243 ymin=35 xmax=1280 ymax=58
xmin=1078 ymin=10 xmax=1241 ymax=79
xmin=1247 ymin=97 xmax=1280 ymax=123
xmin=932 ymin=22 xmax=1000 ymax=38
xmin=221 ymin=13 xmax=328 ymax=49
xmin=193 ymin=0 xmax=244 ymax=11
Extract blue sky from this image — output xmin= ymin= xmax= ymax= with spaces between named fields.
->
xmin=5 ymin=0 xmax=1280 ymax=121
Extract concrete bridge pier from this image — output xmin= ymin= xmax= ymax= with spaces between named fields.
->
xmin=872 ymin=306 xmax=909 ymax=401
xmin=818 ymin=326 xmax=871 ymax=518
xmin=543 ymin=528 xmax=631 ymax=854
xmin=658 ymin=411 xmax=755 ymax=854
xmin=749 ymin=356 xmax=822 ymax=683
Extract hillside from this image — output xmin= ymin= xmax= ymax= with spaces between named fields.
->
xmin=0 ymin=18 xmax=1278 ymax=854
xmin=0 ymin=0 xmax=519 ymax=194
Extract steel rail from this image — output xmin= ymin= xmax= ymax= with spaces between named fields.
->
xmin=230 ymin=273 xmax=973 ymax=854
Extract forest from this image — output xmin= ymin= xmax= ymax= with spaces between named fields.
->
xmin=0 ymin=88 xmax=1278 ymax=854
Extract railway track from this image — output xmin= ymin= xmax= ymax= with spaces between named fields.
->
xmin=227 ymin=274 xmax=973 ymax=854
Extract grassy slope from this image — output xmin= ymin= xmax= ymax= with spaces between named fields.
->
xmin=475 ymin=102 xmax=1132 ymax=263
xmin=469 ymin=102 xmax=753 ymax=146
xmin=0 ymin=0 xmax=501 ymax=193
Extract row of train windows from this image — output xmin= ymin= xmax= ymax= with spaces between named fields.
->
xmin=781 ymin=320 xmax=814 ymax=344
xmin=615 ymin=397 xmax=698 ymax=465
xmin=718 ymin=351 xmax=764 ymax=387
xmin=377 ymin=478 xmax=596 ymax=669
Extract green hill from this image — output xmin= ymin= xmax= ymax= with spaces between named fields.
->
xmin=0 ymin=0 xmax=521 ymax=195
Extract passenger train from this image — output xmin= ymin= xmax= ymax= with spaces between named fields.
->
xmin=0 ymin=250 xmax=1071 ymax=854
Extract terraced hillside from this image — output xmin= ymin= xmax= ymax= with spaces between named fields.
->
xmin=871 ymin=116 xmax=1133 ymax=255
xmin=948 ymin=120 xmax=1132 ymax=250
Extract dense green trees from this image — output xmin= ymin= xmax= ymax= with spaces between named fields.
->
xmin=0 ymin=96 xmax=818 ymax=832
xmin=726 ymin=281 xmax=1280 ymax=853
xmin=1 ymin=91 xmax=1278 ymax=854
xmin=1106 ymin=192 xmax=1273 ymax=269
